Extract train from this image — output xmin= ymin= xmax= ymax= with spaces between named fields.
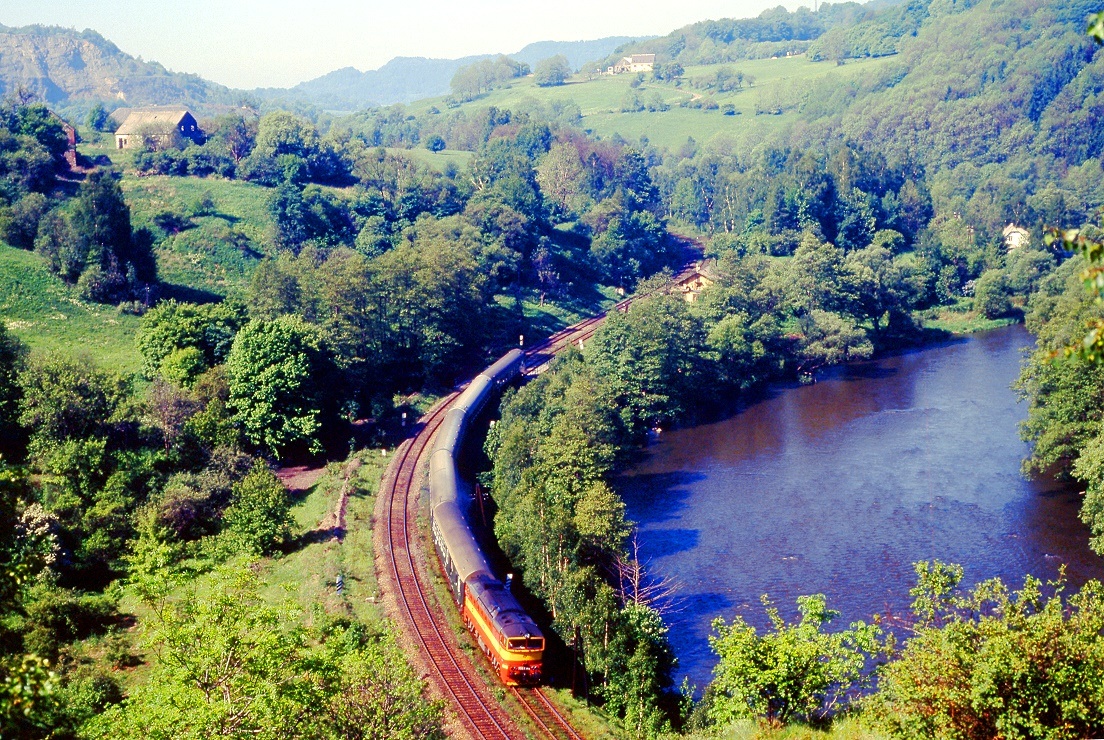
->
xmin=428 ymin=349 xmax=545 ymax=686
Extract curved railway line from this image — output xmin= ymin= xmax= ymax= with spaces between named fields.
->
xmin=376 ymin=257 xmax=704 ymax=739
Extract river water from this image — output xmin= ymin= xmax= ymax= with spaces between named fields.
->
xmin=618 ymin=324 xmax=1104 ymax=689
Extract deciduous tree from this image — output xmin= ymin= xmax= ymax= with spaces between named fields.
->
xmin=225 ymin=316 xmax=334 ymax=458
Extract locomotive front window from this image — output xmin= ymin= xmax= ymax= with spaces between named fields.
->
xmin=508 ymin=638 xmax=526 ymax=650
xmin=528 ymin=638 xmax=544 ymax=650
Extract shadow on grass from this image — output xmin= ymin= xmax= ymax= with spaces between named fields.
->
xmin=287 ymin=527 xmax=338 ymax=552
xmin=159 ymin=282 xmax=225 ymax=304
xmin=209 ymin=211 xmax=241 ymax=225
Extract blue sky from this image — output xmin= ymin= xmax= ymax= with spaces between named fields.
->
xmin=0 ymin=0 xmax=813 ymax=89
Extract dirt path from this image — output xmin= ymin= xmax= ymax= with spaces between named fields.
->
xmin=277 ymin=457 xmax=361 ymax=539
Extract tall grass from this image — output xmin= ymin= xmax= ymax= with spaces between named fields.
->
xmin=0 ymin=244 xmax=143 ymax=372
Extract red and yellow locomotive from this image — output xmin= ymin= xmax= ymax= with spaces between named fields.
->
xmin=463 ymin=574 xmax=543 ymax=685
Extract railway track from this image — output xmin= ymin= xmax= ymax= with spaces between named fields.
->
xmin=512 ymin=688 xmax=586 ymax=740
xmin=381 ymin=392 xmax=519 ymax=740
xmin=378 ymin=254 xmax=708 ymax=739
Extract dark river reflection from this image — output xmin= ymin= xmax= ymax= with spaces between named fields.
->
xmin=617 ymin=324 xmax=1104 ymax=689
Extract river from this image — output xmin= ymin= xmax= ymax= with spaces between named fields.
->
xmin=617 ymin=324 xmax=1104 ymax=689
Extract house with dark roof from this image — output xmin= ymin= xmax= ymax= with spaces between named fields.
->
xmin=113 ymin=108 xmax=204 ymax=150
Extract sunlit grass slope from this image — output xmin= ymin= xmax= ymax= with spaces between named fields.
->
xmin=0 ymin=243 xmax=143 ymax=372
xmin=407 ymin=55 xmax=893 ymax=152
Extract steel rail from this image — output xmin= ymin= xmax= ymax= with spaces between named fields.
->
xmin=511 ymin=688 xmax=586 ymax=740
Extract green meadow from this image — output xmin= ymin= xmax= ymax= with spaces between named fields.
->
xmin=0 ymin=243 xmax=143 ymax=372
xmin=407 ymin=54 xmax=893 ymax=152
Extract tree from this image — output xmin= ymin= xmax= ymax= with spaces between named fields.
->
xmin=872 ymin=562 xmax=1104 ymax=739
xmin=845 ymin=244 xmax=922 ymax=336
xmin=652 ymin=62 xmax=684 ymax=82
xmin=708 ymin=593 xmax=884 ymax=726
xmin=136 ymin=300 xmax=246 ymax=382
xmin=222 ymin=464 xmax=292 ymax=555
xmin=110 ymin=564 xmax=441 ymax=739
xmin=48 ymin=168 xmax=156 ymax=303
xmin=17 ymin=355 xmax=130 ymax=458
xmin=34 ymin=212 xmax=84 ymax=284
xmin=85 ymin=104 xmax=109 ymax=133
xmin=0 ymin=324 xmax=26 ymax=456
xmin=534 ymin=55 xmax=571 ymax=87
xmin=323 ymin=633 xmax=445 ymax=740
xmin=586 ymin=291 xmax=709 ymax=435
xmin=1 ymin=192 xmax=48 ymax=249
xmin=16 ymin=354 xmax=145 ymax=571
xmin=268 ymin=180 xmax=311 ymax=249
xmin=0 ymin=464 xmax=59 ymax=737
xmin=793 ymin=309 xmax=874 ymax=376
xmin=536 ymin=142 xmax=588 ymax=218
xmin=1046 ymin=227 xmax=1104 ymax=363
xmin=87 ymin=564 xmax=444 ymax=740
xmin=225 ymin=316 xmax=334 ymax=458
xmin=1074 ymin=432 xmax=1104 ymax=554
xmin=210 ymin=112 xmax=258 ymax=164
xmin=424 ymin=134 xmax=446 ymax=153
xmin=973 ymin=268 xmax=1012 ymax=319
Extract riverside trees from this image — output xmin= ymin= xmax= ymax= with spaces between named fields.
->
xmin=484 ymin=255 xmax=921 ymax=734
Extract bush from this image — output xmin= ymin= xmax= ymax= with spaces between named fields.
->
xmin=534 ymin=55 xmax=571 ymax=87
xmin=872 ymin=563 xmax=1104 ymax=739
xmin=222 ymin=464 xmax=292 ymax=555
xmin=973 ymin=269 xmax=1012 ymax=318
xmin=707 ymin=594 xmax=884 ymax=726
xmin=621 ymin=91 xmax=645 ymax=113
xmin=2 ymin=193 xmax=48 ymax=249
xmin=152 ymin=210 xmax=194 ymax=235
xmin=20 ymin=582 xmax=117 ymax=659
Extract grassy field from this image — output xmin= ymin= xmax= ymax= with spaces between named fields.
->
xmin=121 ymin=175 xmax=274 ymax=300
xmin=261 ymin=452 xmax=389 ymax=625
xmin=689 ymin=718 xmax=890 ymax=739
xmin=0 ymin=243 xmax=144 ymax=372
xmin=406 ymin=54 xmax=893 ymax=152
xmin=388 ymin=146 xmax=474 ymax=172
xmin=918 ymin=298 xmax=1020 ymax=334
xmin=76 ymin=138 xmax=277 ymax=300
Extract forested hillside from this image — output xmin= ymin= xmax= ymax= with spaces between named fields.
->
xmin=272 ymin=37 xmax=640 ymax=110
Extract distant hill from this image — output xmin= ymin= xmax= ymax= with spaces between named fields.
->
xmin=0 ymin=23 xmax=639 ymax=115
xmin=0 ymin=23 xmax=239 ymax=115
xmin=512 ymin=37 xmax=638 ymax=70
xmin=268 ymin=36 xmax=640 ymax=111
xmin=266 ymin=55 xmax=491 ymax=111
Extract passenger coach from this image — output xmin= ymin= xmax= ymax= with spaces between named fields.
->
xmin=428 ymin=350 xmax=545 ymax=685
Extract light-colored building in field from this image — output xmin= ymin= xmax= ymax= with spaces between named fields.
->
xmin=608 ymin=53 xmax=656 ymax=75
xmin=113 ymin=108 xmax=204 ymax=150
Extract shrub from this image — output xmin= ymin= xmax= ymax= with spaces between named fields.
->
xmin=221 ymin=464 xmax=292 ymax=555
xmin=973 ymin=269 xmax=1012 ymax=318
xmin=707 ymin=593 xmax=884 ymax=726
xmin=871 ymin=563 xmax=1104 ymax=739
